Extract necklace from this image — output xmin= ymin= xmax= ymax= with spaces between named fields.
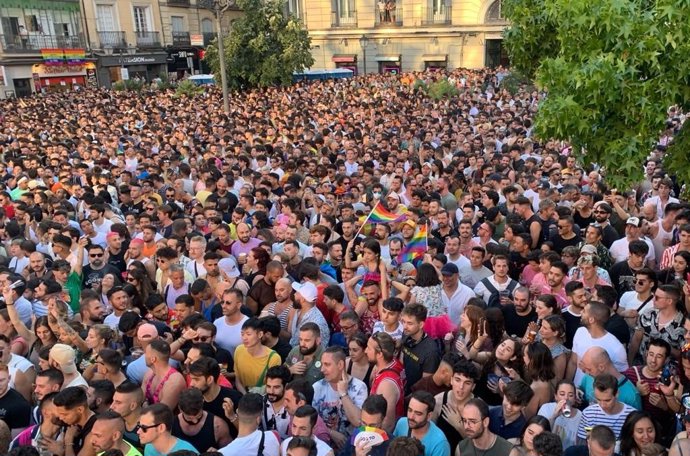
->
xmin=472 ymin=434 xmax=497 ymax=456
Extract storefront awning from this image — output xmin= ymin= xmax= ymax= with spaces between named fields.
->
xmin=422 ymin=54 xmax=448 ymax=61
xmin=332 ymin=54 xmax=357 ymax=63
xmin=374 ymin=54 xmax=400 ymax=62
xmin=0 ymin=0 xmax=79 ymax=11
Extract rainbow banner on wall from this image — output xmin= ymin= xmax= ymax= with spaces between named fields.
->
xmin=64 ymin=48 xmax=85 ymax=65
xmin=41 ymin=48 xmax=64 ymax=65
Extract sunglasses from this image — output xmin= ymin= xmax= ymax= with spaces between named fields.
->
xmin=127 ymin=277 xmax=137 ymax=283
xmin=90 ymin=253 xmax=104 ymax=258
xmin=136 ymin=423 xmax=159 ymax=432
xmin=193 ymin=335 xmax=211 ymax=342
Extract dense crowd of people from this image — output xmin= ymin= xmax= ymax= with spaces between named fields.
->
xmin=0 ymin=67 xmax=686 ymax=456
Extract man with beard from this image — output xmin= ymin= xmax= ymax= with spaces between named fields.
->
xmin=372 ymin=224 xmax=392 ymax=261
xmin=285 ymin=323 xmax=325 ymax=384
xmin=392 ymin=391 xmax=450 ymax=456
xmin=592 ymin=202 xmax=621 ymax=248
xmin=125 ymin=239 xmax=155 ymax=280
xmin=106 ymin=232 xmax=127 ymax=274
xmin=431 ymin=210 xmax=458 ymax=245
xmin=141 ymin=340 xmax=186 ymax=411
xmin=172 ymin=387 xmax=231 ymax=452
xmin=79 ymin=295 xmax=107 ymax=327
xmin=32 ymin=368 xmax=64 ymax=424
xmin=289 ymin=282 xmax=330 ymax=349
xmin=82 ymin=244 xmax=121 ymax=290
xmin=110 ymin=382 xmax=144 ymax=450
xmin=456 ymin=398 xmax=513 ymax=456
xmin=213 ymin=288 xmax=249 ymax=354
xmin=261 ymin=365 xmax=292 ymax=439
xmin=52 ymin=386 xmax=97 ymax=456
xmin=90 ymin=410 xmax=142 ymax=456
xmin=539 ymin=261 xmax=569 ymax=309
xmin=188 ymin=356 xmax=243 ymax=438
xmin=246 ymin=260 xmax=284 ymax=316
xmin=346 ymin=279 xmax=383 ymax=336
xmin=281 ymin=405 xmax=334 ymax=456
xmin=500 ymin=286 xmax=537 ymax=339
xmin=231 ymin=222 xmax=261 ymax=265
xmin=445 ymin=236 xmax=471 ymax=272
xmin=0 ymin=363 xmax=31 ymax=434
xmin=103 ymin=286 xmax=132 ymax=329
xmin=457 ymin=218 xmax=479 ymax=259
xmin=366 ymin=332 xmax=404 ymax=433
xmin=567 ymin=301 xmax=629 ymax=387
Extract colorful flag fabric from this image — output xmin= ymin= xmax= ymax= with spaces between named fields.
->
xmin=396 ymin=223 xmax=428 ymax=265
xmin=367 ymin=200 xmax=408 ymax=224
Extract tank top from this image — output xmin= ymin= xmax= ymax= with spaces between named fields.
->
xmin=370 ymin=359 xmax=405 ymax=418
xmin=652 ymin=219 xmax=674 ymax=264
xmin=347 ymin=359 xmax=375 ymax=392
xmin=172 ymin=412 xmax=217 ymax=453
xmin=436 ymin=391 xmax=463 ymax=453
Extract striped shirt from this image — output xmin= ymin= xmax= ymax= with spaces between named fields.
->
xmin=577 ymin=403 xmax=636 ymax=440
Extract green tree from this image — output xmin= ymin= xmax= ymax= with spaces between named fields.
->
xmin=502 ymin=0 xmax=690 ymax=188
xmin=203 ymin=0 xmax=314 ymax=89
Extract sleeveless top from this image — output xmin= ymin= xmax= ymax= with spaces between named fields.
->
xmin=370 ymin=359 xmax=405 ymax=418
xmin=145 ymin=367 xmax=177 ymax=404
xmin=652 ymin=219 xmax=674 ymax=263
xmin=172 ymin=412 xmax=217 ymax=453
xmin=346 ymin=359 xmax=375 ymax=392
xmin=436 ymin=391 xmax=463 ymax=453
xmin=74 ymin=414 xmax=97 ymax=455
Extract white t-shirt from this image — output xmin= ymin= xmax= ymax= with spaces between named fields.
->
xmin=8 ymin=353 xmax=34 ymax=390
xmin=219 ymin=430 xmax=280 ymax=456
xmin=608 ymin=237 xmax=655 ymax=264
xmin=619 ymin=291 xmax=654 ymax=313
xmin=572 ymin=327 xmax=628 ymax=385
xmin=372 ymin=321 xmax=404 ymax=341
xmin=214 ymin=316 xmax=249 ymax=354
xmin=281 ymin=436 xmax=333 ymax=456
xmin=537 ymin=402 xmax=582 ymax=450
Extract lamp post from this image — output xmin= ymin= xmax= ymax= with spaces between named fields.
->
xmin=359 ymin=35 xmax=368 ymax=75
xmin=211 ymin=0 xmax=232 ymax=113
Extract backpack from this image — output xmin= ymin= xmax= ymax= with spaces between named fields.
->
xmin=480 ymin=277 xmax=518 ymax=308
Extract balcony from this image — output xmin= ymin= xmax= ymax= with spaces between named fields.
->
xmin=172 ymin=31 xmax=191 ymax=46
xmin=422 ymin=5 xmax=452 ymax=25
xmin=0 ymin=34 xmax=86 ymax=53
xmin=168 ymin=0 xmax=190 ymax=5
xmin=374 ymin=1 xmax=403 ymax=26
xmin=135 ymin=31 xmax=162 ymax=48
xmin=99 ymin=31 xmax=127 ymax=50
xmin=331 ymin=11 xmax=357 ymax=28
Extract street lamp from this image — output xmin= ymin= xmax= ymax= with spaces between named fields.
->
xmin=359 ymin=35 xmax=368 ymax=75
xmin=212 ymin=0 xmax=232 ymax=113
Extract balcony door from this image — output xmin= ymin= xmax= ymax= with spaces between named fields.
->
xmin=96 ymin=4 xmax=117 ymax=32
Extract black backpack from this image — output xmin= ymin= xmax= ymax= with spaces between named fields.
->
xmin=480 ymin=277 xmax=518 ymax=308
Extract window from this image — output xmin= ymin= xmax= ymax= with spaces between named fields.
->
xmin=286 ymin=0 xmax=303 ymax=19
xmin=133 ymin=6 xmax=150 ymax=32
xmin=486 ymin=0 xmax=505 ymax=22
xmin=96 ymin=4 xmax=116 ymax=31
xmin=201 ymin=18 xmax=213 ymax=34
xmin=333 ymin=0 xmax=355 ymax=26
xmin=171 ymin=16 xmax=184 ymax=32
xmin=54 ymin=23 xmax=70 ymax=36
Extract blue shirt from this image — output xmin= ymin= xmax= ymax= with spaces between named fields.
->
xmin=580 ymin=374 xmax=642 ymax=410
xmin=488 ymin=406 xmax=526 ymax=440
xmin=144 ymin=438 xmax=198 ymax=456
xmin=393 ymin=418 xmax=450 ymax=456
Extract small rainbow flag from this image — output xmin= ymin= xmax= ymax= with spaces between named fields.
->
xmin=368 ymin=200 xmax=408 ymax=224
xmin=396 ymin=222 xmax=428 ymax=265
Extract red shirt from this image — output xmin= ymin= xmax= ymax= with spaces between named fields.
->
xmin=371 ymin=359 xmax=405 ymax=418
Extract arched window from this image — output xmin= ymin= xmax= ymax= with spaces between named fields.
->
xmin=485 ymin=0 xmax=505 ymax=22
xmin=201 ymin=18 xmax=214 ymax=34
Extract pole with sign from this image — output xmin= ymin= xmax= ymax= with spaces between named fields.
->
xmin=121 ymin=68 xmax=129 ymax=80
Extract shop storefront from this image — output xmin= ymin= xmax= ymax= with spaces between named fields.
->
xmin=95 ymin=51 xmax=168 ymax=88
xmin=423 ymin=54 xmax=448 ymax=71
xmin=375 ymin=55 xmax=401 ymax=74
xmin=332 ymin=54 xmax=358 ymax=75
xmin=32 ymin=62 xmax=96 ymax=93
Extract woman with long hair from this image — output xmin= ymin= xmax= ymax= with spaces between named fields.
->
xmin=475 ymin=337 xmax=525 ymax=406
xmin=345 ymin=333 xmax=374 ymax=390
xmin=658 ymin=251 xmax=690 ymax=286
xmin=97 ymin=273 xmax=122 ymax=313
xmin=346 ymin=238 xmax=384 ymax=283
xmin=450 ymin=302 xmax=485 ymax=358
xmin=125 ymin=268 xmax=155 ymax=305
xmin=508 ymin=415 xmax=552 ymax=456
xmin=536 ymin=380 xmax=582 ymax=450
xmin=619 ymin=411 xmax=660 ymax=456
xmin=80 ymin=324 xmax=115 ymax=380
xmin=539 ymin=315 xmax=570 ymax=382
xmin=0 ymin=309 xmax=28 ymax=355
xmin=244 ymin=246 xmax=270 ymax=288
xmin=522 ymin=342 xmax=556 ymax=418
xmin=468 ymin=307 xmax=505 ymax=363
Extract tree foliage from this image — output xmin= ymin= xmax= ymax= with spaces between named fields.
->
xmin=203 ymin=0 xmax=314 ymax=89
xmin=502 ymin=0 xmax=690 ymax=188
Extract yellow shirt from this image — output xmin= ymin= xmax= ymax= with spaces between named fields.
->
xmin=233 ymin=345 xmax=281 ymax=388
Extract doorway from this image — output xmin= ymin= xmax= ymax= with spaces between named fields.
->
xmin=13 ymin=78 xmax=32 ymax=97
xmin=485 ymin=39 xmax=509 ymax=68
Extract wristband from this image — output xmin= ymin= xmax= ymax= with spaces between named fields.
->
xmin=340 ymin=393 xmax=348 ymax=399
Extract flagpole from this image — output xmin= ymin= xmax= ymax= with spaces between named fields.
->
xmin=354 ymin=200 xmax=377 ymax=238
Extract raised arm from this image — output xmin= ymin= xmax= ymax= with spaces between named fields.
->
xmin=2 ymin=285 xmax=35 ymax=345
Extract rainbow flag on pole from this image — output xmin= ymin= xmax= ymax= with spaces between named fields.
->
xmin=396 ymin=222 xmax=428 ymax=265
xmin=368 ymin=200 xmax=408 ymax=224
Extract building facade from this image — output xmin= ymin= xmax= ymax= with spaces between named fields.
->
xmin=297 ymin=0 xmax=509 ymax=74
xmin=0 ymin=0 xmax=91 ymax=98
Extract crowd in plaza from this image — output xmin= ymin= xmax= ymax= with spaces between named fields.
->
xmin=0 ymin=67 xmax=687 ymax=456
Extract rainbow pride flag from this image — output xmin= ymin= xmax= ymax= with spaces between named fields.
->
xmin=396 ymin=222 xmax=428 ymax=265
xmin=367 ymin=200 xmax=408 ymax=224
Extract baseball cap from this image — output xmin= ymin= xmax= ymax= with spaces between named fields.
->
xmin=50 ymin=344 xmax=77 ymax=375
xmin=137 ymin=323 xmax=159 ymax=341
xmin=626 ymin=217 xmax=643 ymax=227
xmin=580 ymin=244 xmax=598 ymax=255
xmin=441 ymin=263 xmax=459 ymax=276
xmin=219 ymin=257 xmax=240 ymax=278
xmin=387 ymin=192 xmax=400 ymax=201
xmin=292 ymin=281 xmax=318 ymax=303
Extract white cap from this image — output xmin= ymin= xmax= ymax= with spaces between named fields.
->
xmin=292 ymin=281 xmax=318 ymax=303
xmin=219 ymin=257 xmax=240 ymax=278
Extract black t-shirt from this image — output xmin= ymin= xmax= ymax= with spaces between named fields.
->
xmin=501 ymin=305 xmax=537 ymax=338
xmin=204 ymin=386 xmax=243 ymax=438
xmin=550 ymin=233 xmax=582 ymax=254
xmin=0 ymin=388 xmax=30 ymax=430
xmin=601 ymin=224 xmax=621 ymax=248
xmin=431 ymin=227 xmax=458 ymax=244
xmin=247 ymin=279 xmax=277 ymax=314
xmin=606 ymin=314 xmax=630 ymax=346
xmin=562 ymin=307 xmax=582 ymax=349
xmin=508 ymin=252 xmax=529 ymax=281
xmin=400 ymin=333 xmax=440 ymax=395
xmin=82 ymin=263 xmax=123 ymax=289
xmin=522 ymin=214 xmax=543 ymax=247
xmin=269 ymin=338 xmax=293 ymax=363
xmin=107 ymin=248 xmax=128 ymax=273
xmin=609 ymin=260 xmax=638 ymax=297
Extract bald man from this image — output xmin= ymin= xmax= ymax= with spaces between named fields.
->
xmin=260 ymin=278 xmax=294 ymax=339
xmin=230 ymin=222 xmax=262 ymax=264
xmin=578 ymin=346 xmax=641 ymax=410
